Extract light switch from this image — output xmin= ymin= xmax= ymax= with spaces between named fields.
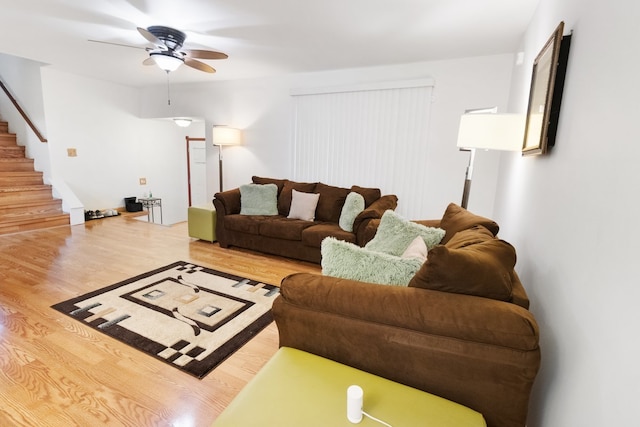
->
xmin=67 ymin=148 xmax=77 ymax=157
xmin=139 ymin=178 xmax=147 ymax=185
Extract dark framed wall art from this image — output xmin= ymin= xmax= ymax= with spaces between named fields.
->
xmin=522 ymin=21 xmax=572 ymax=156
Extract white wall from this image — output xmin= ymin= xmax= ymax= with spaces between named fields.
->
xmin=0 ymin=54 xmax=51 ymax=181
xmin=5 ymin=54 xmax=512 ymax=227
xmin=41 ymin=68 xmax=202 ymax=225
xmin=140 ymin=54 xmax=514 ymax=219
xmin=494 ymin=0 xmax=640 ymax=425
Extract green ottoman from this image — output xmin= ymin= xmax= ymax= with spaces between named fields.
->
xmin=188 ymin=204 xmax=216 ymax=242
xmin=213 ymin=347 xmax=486 ymax=427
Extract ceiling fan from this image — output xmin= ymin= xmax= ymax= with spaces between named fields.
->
xmin=91 ymin=25 xmax=228 ymax=74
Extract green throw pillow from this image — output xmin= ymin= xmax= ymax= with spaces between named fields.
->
xmin=339 ymin=192 xmax=365 ymax=232
xmin=239 ymin=183 xmax=278 ymax=215
xmin=321 ymin=237 xmax=423 ymax=286
xmin=365 ymin=210 xmax=445 ymax=256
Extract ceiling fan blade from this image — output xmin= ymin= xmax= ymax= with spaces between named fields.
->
xmin=185 ymin=58 xmax=216 ymax=73
xmin=88 ymin=39 xmax=145 ymax=50
xmin=183 ymin=49 xmax=228 ymax=60
xmin=137 ymin=26 xmax=164 ymax=46
xmin=142 ymin=57 xmax=156 ymax=66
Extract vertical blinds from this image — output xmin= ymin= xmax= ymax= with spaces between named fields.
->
xmin=291 ymin=79 xmax=434 ymax=218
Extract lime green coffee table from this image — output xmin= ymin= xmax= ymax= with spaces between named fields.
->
xmin=213 ymin=347 xmax=486 ymax=427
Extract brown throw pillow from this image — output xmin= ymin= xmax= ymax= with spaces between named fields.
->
xmin=408 ymin=237 xmax=516 ymax=301
xmin=252 ymin=176 xmax=288 ymax=195
xmin=439 ymin=203 xmax=499 ymax=244
xmin=315 ymin=183 xmax=350 ymax=223
xmin=445 ymin=225 xmax=495 ymax=249
xmin=350 ymin=185 xmax=381 ymax=208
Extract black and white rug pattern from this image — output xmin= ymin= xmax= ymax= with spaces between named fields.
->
xmin=52 ymin=261 xmax=279 ymax=379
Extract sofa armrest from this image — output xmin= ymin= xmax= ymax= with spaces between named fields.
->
xmin=273 ymin=272 xmax=540 ymax=427
xmin=276 ymin=273 xmax=538 ymax=350
xmin=213 ymin=189 xmax=241 ymax=215
xmin=213 ymin=189 xmax=241 ymax=247
xmin=352 ymin=194 xmax=398 ymax=245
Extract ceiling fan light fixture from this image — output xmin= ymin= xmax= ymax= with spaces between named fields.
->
xmin=173 ymin=118 xmax=192 ymax=127
xmin=151 ymin=52 xmax=183 ymax=72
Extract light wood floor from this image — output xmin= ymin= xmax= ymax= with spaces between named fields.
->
xmin=0 ymin=216 xmax=320 ymax=426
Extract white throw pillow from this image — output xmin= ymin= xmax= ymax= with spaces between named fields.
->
xmin=400 ymin=236 xmax=428 ymax=263
xmin=339 ymin=192 xmax=366 ymax=232
xmin=287 ymin=189 xmax=320 ymax=221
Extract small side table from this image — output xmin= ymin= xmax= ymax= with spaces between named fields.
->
xmin=138 ymin=197 xmax=163 ymax=224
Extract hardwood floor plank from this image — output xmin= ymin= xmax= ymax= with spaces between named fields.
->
xmin=0 ymin=217 xmax=320 ymax=426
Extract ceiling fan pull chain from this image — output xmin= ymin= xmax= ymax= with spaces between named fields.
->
xmin=166 ymin=71 xmax=171 ymax=106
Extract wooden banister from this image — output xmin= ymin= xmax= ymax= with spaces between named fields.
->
xmin=0 ymin=79 xmax=47 ymax=142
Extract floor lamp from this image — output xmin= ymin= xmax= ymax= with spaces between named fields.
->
xmin=213 ymin=126 xmax=242 ymax=192
xmin=456 ymin=113 xmax=525 ymax=209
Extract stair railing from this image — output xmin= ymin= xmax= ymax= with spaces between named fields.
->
xmin=0 ymin=79 xmax=47 ymax=142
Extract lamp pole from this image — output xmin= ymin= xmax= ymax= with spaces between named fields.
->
xmin=217 ymin=145 xmax=224 ymax=193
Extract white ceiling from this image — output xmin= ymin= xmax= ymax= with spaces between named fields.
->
xmin=0 ymin=0 xmax=539 ymax=88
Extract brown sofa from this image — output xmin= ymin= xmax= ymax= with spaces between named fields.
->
xmin=213 ymin=176 xmax=398 ymax=263
xmin=272 ymin=203 xmax=541 ymax=427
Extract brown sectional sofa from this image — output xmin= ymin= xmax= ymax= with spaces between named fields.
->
xmin=213 ymin=176 xmax=398 ymax=263
xmin=273 ymin=203 xmax=541 ymax=427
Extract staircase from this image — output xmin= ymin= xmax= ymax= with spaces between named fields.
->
xmin=0 ymin=121 xmax=70 ymax=235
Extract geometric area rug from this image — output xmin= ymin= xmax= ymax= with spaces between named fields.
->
xmin=51 ymin=261 xmax=280 ymax=379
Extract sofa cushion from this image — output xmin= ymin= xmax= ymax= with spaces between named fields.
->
xmin=239 ymin=183 xmax=279 ymax=215
xmin=278 ymin=181 xmax=317 ymax=216
xmin=439 ymin=203 xmax=499 ymax=244
xmin=350 ymin=185 xmax=381 ymax=208
xmin=259 ymin=217 xmax=314 ymax=241
xmin=339 ymin=192 xmax=365 ymax=232
xmin=315 ymin=183 xmax=350 ymax=223
xmin=409 ymin=230 xmax=516 ymax=301
xmin=302 ymin=224 xmax=357 ymax=248
xmin=225 ymin=214 xmax=277 ymax=235
xmin=252 ymin=176 xmax=288 ymax=195
xmin=288 ymin=189 xmax=320 ymax=221
xmin=365 ymin=210 xmax=445 ymax=256
xmin=321 ymin=237 xmax=423 ymax=286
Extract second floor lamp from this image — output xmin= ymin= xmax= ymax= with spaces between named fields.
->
xmin=456 ymin=113 xmax=525 ymax=209
xmin=213 ymin=126 xmax=242 ymax=193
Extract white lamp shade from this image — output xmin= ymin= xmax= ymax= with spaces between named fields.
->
xmin=456 ymin=114 xmax=525 ymax=151
xmin=213 ymin=126 xmax=242 ymax=146
xmin=151 ymin=53 xmax=184 ymax=72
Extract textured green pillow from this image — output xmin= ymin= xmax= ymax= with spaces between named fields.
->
xmin=339 ymin=192 xmax=365 ymax=232
xmin=239 ymin=183 xmax=278 ymax=215
xmin=365 ymin=210 xmax=445 ymax=256
xmin=321 ymin=237 xmax=422 ymax=286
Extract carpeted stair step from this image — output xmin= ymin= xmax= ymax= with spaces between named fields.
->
xmin=0 ymin=212 xmax=70 ymax=236
xmin=0 ymin=145 xmax=26 ymax=158
xmin=0 ymin=133 xmax=17 ymax=146
xmin=0 ymin=184 xmax=55 ymax=206
xmin=0 ymin=171 xmax=44 ymax=187
xmin=0 ymin=158 xmax=34 ymax=172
